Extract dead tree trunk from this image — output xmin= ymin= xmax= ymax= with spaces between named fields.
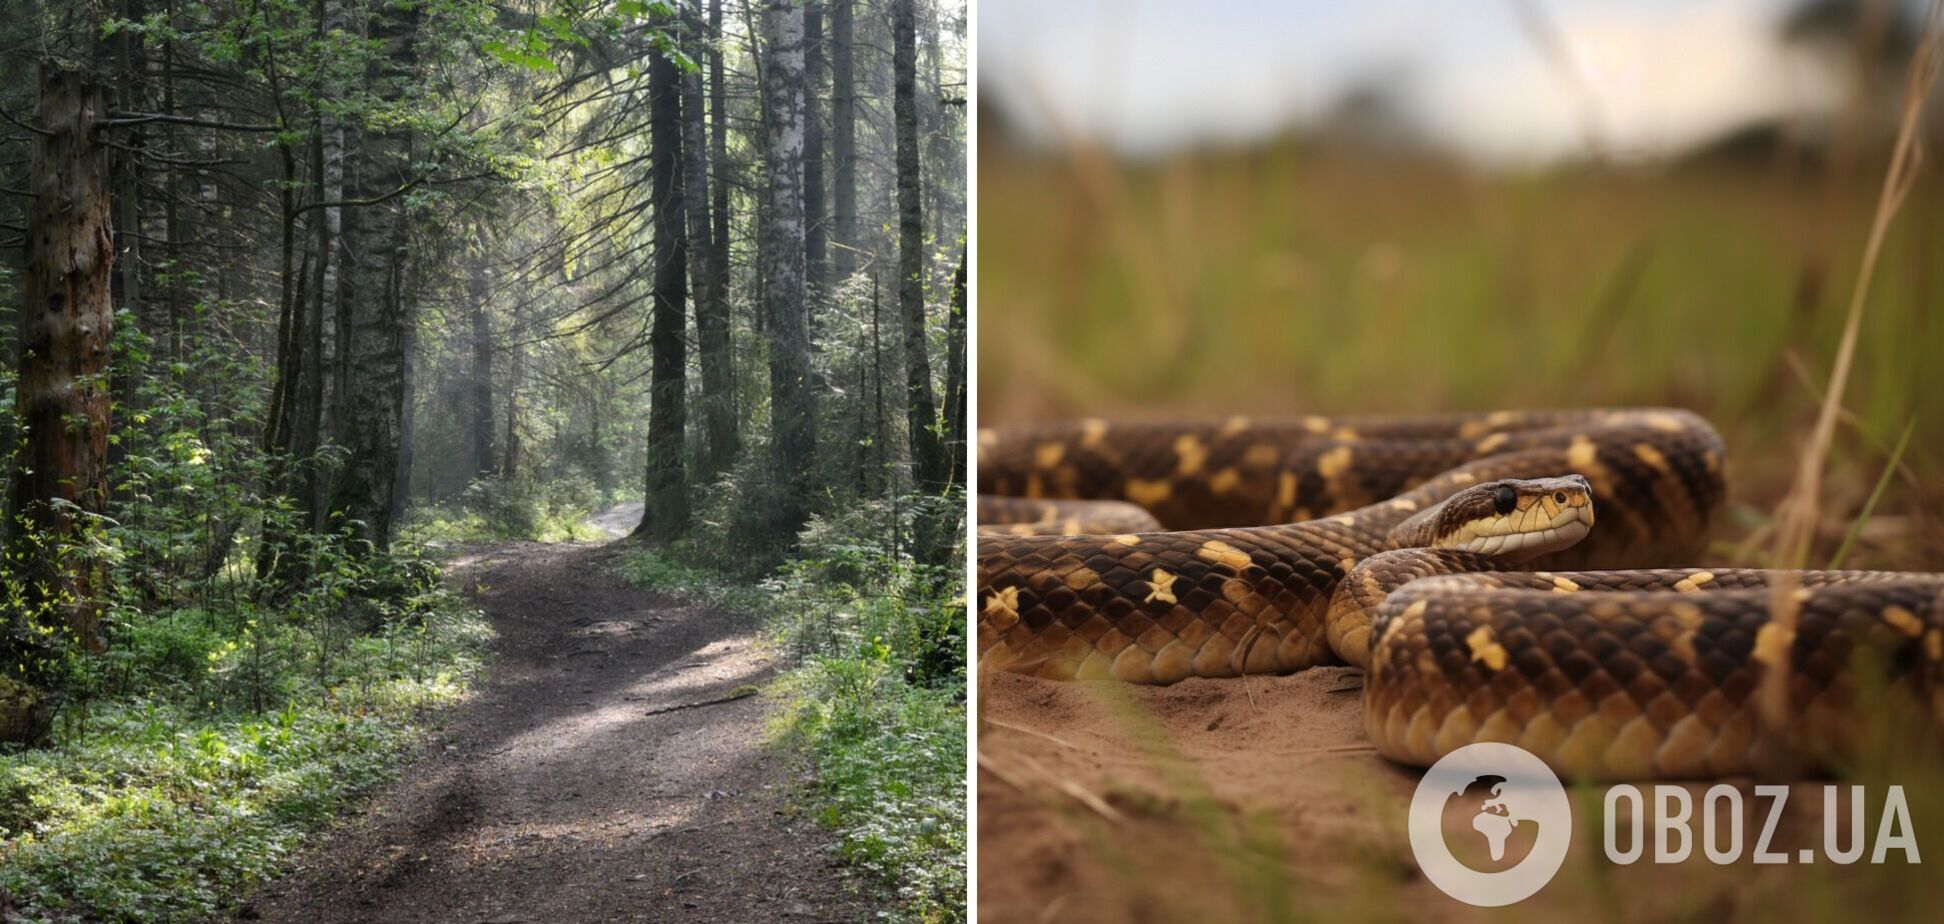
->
xmin=894 ymin=0 xmax=946 ymax=491
xmin=6 ymin=64 xmax=114 ymax=653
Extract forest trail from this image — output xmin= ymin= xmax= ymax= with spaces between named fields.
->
xmin=244 ymin=533 xmax=877 ymax=923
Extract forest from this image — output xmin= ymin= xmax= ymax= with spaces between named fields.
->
xmin=0 ymin=1 xmax=966 ymax=921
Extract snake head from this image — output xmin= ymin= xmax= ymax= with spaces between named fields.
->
xmin=1406 ymin=475 xmax=1595 ymax=560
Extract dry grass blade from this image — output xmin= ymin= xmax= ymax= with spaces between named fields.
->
xmin=978 ymin=751 xmax=1127 ymax=826
xmin=1772 ymin=0 xmax=1944 ymax=570
xmin=983 ymin=718 xmax=1083 ymax=752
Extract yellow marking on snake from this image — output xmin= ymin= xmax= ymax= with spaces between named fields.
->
xmin=1276 ymin=471 xmax=1298 ymax=510
xmin=1882 ymin=606 xmax=1924 ymax=638
xmin=1450 ymin=472 xmax=1475 ymax=485
xmin=1466 ymin=625 xmax=1508 ymax=671
xmin=1390 ymin=498 xmax=1418 ymax=512
xmin=1568 ymin=435 xmax=1599 ymax=471
xmin=1221 ymin=415 xmax=1251 ymax=436
xmin=1174 ymin=435 xmax=1208 ymax=476
xmin=1079 ymin=418 xmax=1109 ymax=448
xmin=1302 ymin=415 xmax=1331 ymax=433
xmin=1208 ymin=467 xmax=1242 ymax=495
xmin=983 ymin=587 xmax=1020 ymax=628
xmin=1669 ymin=601 xmax=1705 ymax=661
xmin=1928 ymin=629 xmax=1944 ymax=662
xmin=1317 ymin=446 xmax=1354 ymax=480
xmin=1109 ymin=534 xmax=1140 ymax=547
xmin=1646 ymin=412 xmax=1687 ymax=432
xmin=1673 ymin=571 xmax=1715 ymax=593
xmin=1144 ymin=569 xmax=1179 ymax=605
xmin=1034 ymin=442 xmax=1066 ymax=469
xmin=1125 ymin=478 xmax=1172 ymax=508
xmin=1634 ymin=443 xmax=1670 ymax=472
xmin=977 ymin=428 xmax=997 ymax=448
xmin=1242 ymin=444 xmax=1280 ymax=468
xmin=1753 ymin=620 xmax=1795 ymax=667
xmin=1197 ymin=540 xmax=1253 ymax=574
xmin=1475 ymin=432 xmax=1509 ymax=453
xmin=1552 ymin=576 xmax=1580 ymax=593
xmin=1331 ymin=426 xmax=1361 ymax=442
xmin=1332 ymin=515 xmax=1357 ymax=527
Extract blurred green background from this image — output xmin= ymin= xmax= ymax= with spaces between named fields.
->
xmin=977 ymin=0 xmax=1944 ymax=570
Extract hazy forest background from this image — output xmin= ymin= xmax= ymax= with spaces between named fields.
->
xmin=0 ymin=0 xmax=966 ymax=920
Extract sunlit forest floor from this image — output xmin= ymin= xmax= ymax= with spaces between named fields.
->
xmin=974 ymin=140 xmax=1944 ymax=922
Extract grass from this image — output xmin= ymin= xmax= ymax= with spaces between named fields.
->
xmin=978 ymin=139 xmax=1944 ymax=568
xmin=0 ymin=584 xmax=492 ymax=922
xmin=613 ymin=539 xmax=968 ymax=924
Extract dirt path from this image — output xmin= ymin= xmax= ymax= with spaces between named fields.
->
xmin=244 ymin=538 xmax=878 ymax=923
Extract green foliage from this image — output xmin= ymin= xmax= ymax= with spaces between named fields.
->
xmin=400 ymin=476 xmax=600 ymax=543
xmin=613 ymin=492 xmax=967 ymax=923
xmin=0 ymin=589 xmax=489 ymax=923
xmin=0 ymin=301 xmax=493 ymax=922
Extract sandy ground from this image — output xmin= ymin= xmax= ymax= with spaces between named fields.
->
xmin=242 ymin=536 xmax=879 ymax=923
xmin=977 ymin=668 xmax=1940 ymax=924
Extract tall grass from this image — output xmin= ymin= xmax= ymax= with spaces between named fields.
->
xmin=979 ymin=144 xmax=1944 ymax=569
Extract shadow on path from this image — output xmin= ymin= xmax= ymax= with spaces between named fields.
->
xmin=245 ymin=540 xmax=876 ymax=924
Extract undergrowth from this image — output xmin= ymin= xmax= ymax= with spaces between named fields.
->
xmin=0 ymin=574 xmax=490 ymax=923
xmin=400 ymin=476 xmax=603 ymax=544
xmin=613 ymin=491 xmax=967 ymax=924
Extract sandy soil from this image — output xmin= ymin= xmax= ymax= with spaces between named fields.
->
xmin=242 ymin=538 xmax=879 ymax=923
xmin=977 ymin=668 xmax=1936 ymax=924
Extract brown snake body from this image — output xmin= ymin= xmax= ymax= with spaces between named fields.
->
xmin=976 ymin=410 xmax=1944 ymax=780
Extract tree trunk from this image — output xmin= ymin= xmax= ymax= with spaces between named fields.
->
xmin=302 ymin=0 xmax=347 ymax=527
xmin=6 ymin=64 xmax=114 ymax=653
xmin=468 ymin=243 xmax=496 ymax=478
xmin=391 ymin=251 xmax=420 ymax=526
xmin=639 ymin=10 xmax=690 ymax=542
xmin=945 ymin=241 xmax=966 ymax=487
xmin=761 ymin=0 xmax=815 ymax=535
xmin=690 ymin=0 xmax=736 ymax=479
xmin=894 ymin=0 xmax=946 ymax=491
xmin=829 ymin=0 xmax=857 ymax=280
xmin=803 ymin=1 xmax=828 ymax=304
xmin=325 ymin=2 xmax=418 ymax=552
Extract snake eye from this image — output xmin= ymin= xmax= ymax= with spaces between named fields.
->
xmin=1553 ymin=491 xmax=1567 ymax=504
xmin=1493 ymin=484 xmax=1517 ymax=515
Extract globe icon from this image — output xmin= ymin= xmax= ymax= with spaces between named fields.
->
xmin=1439 ymin=774 xmax=1542 ymax=873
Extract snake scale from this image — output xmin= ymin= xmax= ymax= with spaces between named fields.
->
xmin=976 ymin=409 xmax=1944 ymax=780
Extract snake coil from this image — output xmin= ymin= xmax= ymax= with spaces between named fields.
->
xmin=977 ymin=410 xmax=1944 ymax=780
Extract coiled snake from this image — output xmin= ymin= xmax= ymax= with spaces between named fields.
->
xmin=976 ymin=410 xmax=1944 ymax=780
